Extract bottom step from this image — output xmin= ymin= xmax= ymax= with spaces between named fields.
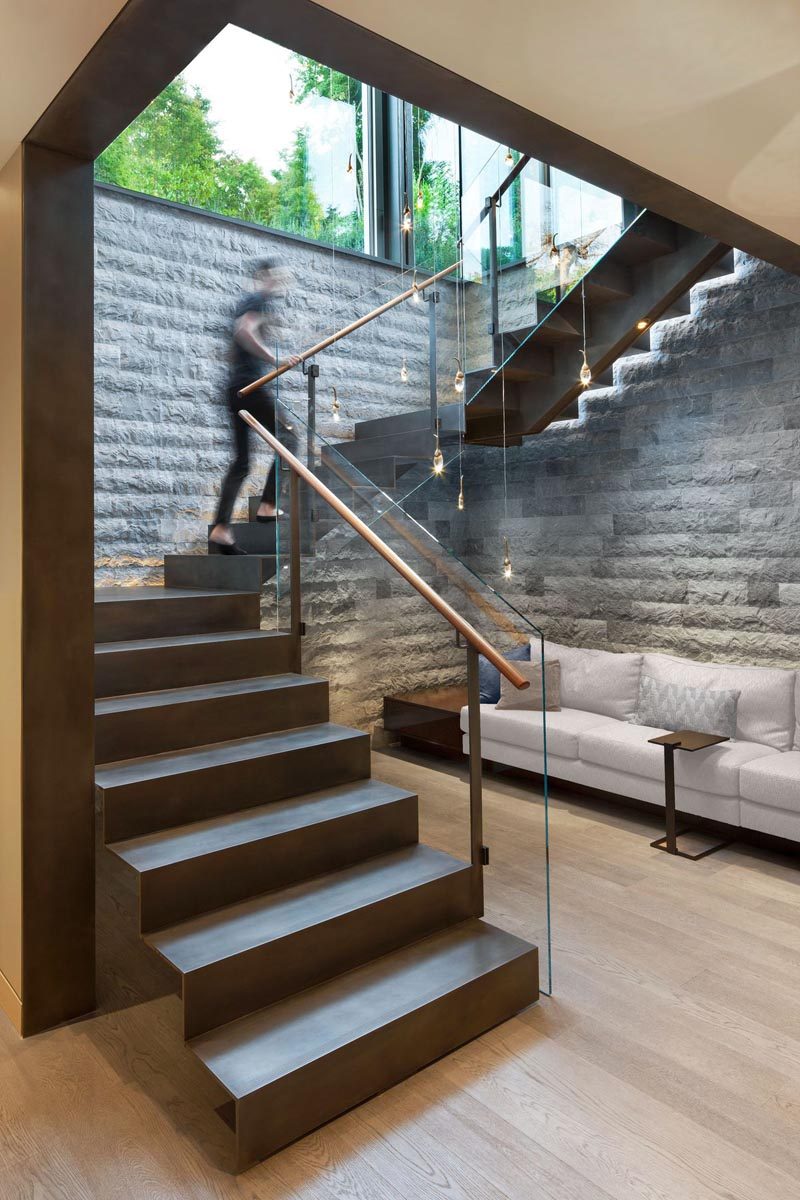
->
xmin=192 ymin=918 xmax=537 ymax=1170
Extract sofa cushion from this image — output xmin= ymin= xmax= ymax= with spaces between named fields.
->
xmin=739 ymin=752 xmax=800 ymax=814
xmin=579 ymin=721 xmax=776 ymax=797
xmin=461 ymin=704 xmax=617 ymax=760
xmin=635 ymin=674 xmax=739 ymax=739
xmin=496 ymin=660 xmax=561 ymax=711
xmin=537 ymin=639 xmax=642 ymax=722
xmin=478 ymin=643 xmax=530 ymax=703
xmin=641 ymin=652 xmax=795 ymax=752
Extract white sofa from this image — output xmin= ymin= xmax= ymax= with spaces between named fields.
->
xmin=461 ymin=640 xmax=800 ymax=843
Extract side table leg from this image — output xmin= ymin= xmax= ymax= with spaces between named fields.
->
xmin=664 ymin=743 xmax=677 ymax=854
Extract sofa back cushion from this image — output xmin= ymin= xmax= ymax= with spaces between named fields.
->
xmin=537 ymin=639 xmax=642 ymax=721
xmin=641 ymin=652 xmax=795 ymax=751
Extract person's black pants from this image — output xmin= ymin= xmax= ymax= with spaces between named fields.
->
xmin=215 ymin=386 xmax=298 ymax=526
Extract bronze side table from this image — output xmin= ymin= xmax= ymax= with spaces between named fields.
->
xmin=648 ymin=730 xmax=732 ymax=860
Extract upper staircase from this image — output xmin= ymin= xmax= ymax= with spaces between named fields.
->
xmin=94 ymin=583 xmax=538 ymax=1171
xmin=330 ymin=211 xmax=733 ymax=475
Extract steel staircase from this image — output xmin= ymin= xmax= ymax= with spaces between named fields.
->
xmin=94 ymin=583 xmax=538 ymax=1171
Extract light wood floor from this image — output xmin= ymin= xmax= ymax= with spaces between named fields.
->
xmin=2 ymin=748 xmax=800 ymax=1199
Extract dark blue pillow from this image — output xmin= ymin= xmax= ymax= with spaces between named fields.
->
xmin=478 ymin=642 xmax=531 ymax=703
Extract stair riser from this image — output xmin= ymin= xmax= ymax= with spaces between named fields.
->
xmin=179 ymin=867 xmax=474 ymax=1039
xmin=95 ymin=681 xmax=329 ymax=764
xmin=95 ymin=593 xmax=260 ymax=643
xmin=164 ymin=555 xmax=277 ymax=592
xmin=232 ymin=945 xmax=538 ymax=1170
xmin=100 ymin=733 xmax=370 ymax=843
xmin=136 ymin=795 xmax=419 ymax=932
xmin=95 ymin=635 xmax=297 ymax=698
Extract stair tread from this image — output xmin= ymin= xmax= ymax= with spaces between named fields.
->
xmin=95 ymin=629 xmax=289 ymax=655
xmin=95 ymin=586 xmax=257 ymax=601
xmin=95 ymin=722 xmax=364 ymax=789
xmin=96 ymin=673 xmax=322 ymax=715
xmin=109 ymin=779 xmax=416 ymax=872
xmin=147 ymin=845 xmax=466 ymax=974
xmin=190 ymin=920 xmax=532 ymax=1099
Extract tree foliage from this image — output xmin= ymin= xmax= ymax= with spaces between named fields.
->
xmin=95 ymin=69 xmax=460 ymax=265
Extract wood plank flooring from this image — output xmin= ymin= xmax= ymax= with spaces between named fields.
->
xmin=1 ymin=747 xmax=799 ymax=1198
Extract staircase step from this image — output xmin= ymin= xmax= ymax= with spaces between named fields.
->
xmin=95 ymin=629 xmax=297 ymax=698
xmin=97 ymin=722 xmax=370 ymax=842
xmin=163 ymin=554 xmax=277 ymax=592
xmin=191 ymin=919 xmax=538 ymax=1170
xmin=95 ymin=674 xmax=328 ymax=763
xmin=95 ymin=586 xmax=260 ymax=643
xmin=108 ymin=779 xmax=419 ymax=931
xmin=149 ymin=845 xmax=473 ymax=1038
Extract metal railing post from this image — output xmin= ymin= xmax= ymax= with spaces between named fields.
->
xmin=289 ymin=471 xmax=302 ymax=660
xmin=486 ymin=195 xmax=500 ymax=363
xmin=302 ymin=359 xmax=319 ymax=551
xmin=466 ymin=644 xmax=485 ymax=915
xmin=424 ymin=288 xmax=439 ymax=434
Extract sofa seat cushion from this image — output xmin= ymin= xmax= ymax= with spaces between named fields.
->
xmin=460 ymin=704 xmax=618 ymax=760
xmin=579 ymin=722 xmax=776 ymax=797
xmin=641 ymin=652 xmax=795 ymax=752
xmin=538 ymin=639 xmax=642 ymax=722
xmin=739 ymin=752 xmax=800 ymax=813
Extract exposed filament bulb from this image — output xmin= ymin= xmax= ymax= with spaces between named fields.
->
xmin=345 ymin=153 xmax=353 ymax=175
xmin=331 ymin=386 xmax=341 ymax=422
xmin=416 ymin=187 xmax=424 ymax=210
xmin=457 ymin=476 xmax=465 ymax=511
xmin=400 ymin=359 xmax=409 ymax=383
xmin=432 ymin=440 xmax=444 ymax=475
xmin=454 ymin=359 xmax=465 ymax=394
xmin=502 ymin=536 xmax=512 ymax=580
xmin=579 ymin=349 xmax=592 ymax=387
xmin=504 ymin=148 xmax=514 ymax=166
xmin=402 ymin=194 xmax=413 ymax=232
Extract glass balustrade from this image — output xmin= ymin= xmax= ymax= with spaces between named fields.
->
xmin=243 ymin=384 xmax=553 ymax=994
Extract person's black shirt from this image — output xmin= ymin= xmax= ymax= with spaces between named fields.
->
xmin=229 ymin=291 xmax=273 ymax=391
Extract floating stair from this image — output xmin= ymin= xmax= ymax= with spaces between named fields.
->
xmin=94 ymin=583 xmax=538 ymax=1169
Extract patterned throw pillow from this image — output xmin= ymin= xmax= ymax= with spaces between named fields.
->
xmin=478 ymin=643 xmax=530 ymax=703
xmin=495 ymin=660 xmax=561 ymax=711
xmin=635 ymin=674 xmax=739 ymax=738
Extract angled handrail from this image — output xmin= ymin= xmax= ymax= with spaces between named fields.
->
xmin=239 ymin=409 xmax=530 ymax=691
xmin=239 ymin=259 xmax=460 ymax=398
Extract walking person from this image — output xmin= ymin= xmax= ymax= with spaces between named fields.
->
xmin=210 ymin=259 xmax=301 ymax=555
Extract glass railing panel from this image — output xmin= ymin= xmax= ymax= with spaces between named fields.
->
xmin=261 ymin=392 xmax=552 ymax=993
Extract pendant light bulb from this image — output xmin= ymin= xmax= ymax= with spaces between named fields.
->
xmin=504 ymin=148 xmax=514 ymax=166
xmin=454 ymin=359 xmax=465 ymax=394
xmin=288 ymin=74 xmax=295 ymax=102
xmin=579 ymin=349 xmax=592 ymax=388
xmin=402 ymin=194 xmax=413 ymax=232
xmin=412 ymin=271 xmax=421 ymax=302
xmin=416 ymin=187 xmax=424 ymax=210
xmin=331 ymin=386 xmax=341 ymax=422
xmin=549 ymin=235 xmax=560 ymax=260
xmin=432 ymin=441 xmax=444 ymax=475
xmin=457 ymin=476 xmax=465 ymax=511
xmin=400 ymin=359 xmax=409 ymax=384
xmin=502 ymin=536 xmax=512 ymax=580
xmin=345 ymin=153 xmax=353 ymax=175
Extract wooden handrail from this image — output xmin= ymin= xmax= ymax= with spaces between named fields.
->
xmin=239 ymin=260 xmax=460 ymax=397
xmin=239 ymin=410 xmax=530 ymax=690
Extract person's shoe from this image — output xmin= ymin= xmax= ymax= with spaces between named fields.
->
xmin=256 ymin=509 xmax=284 ymax=523
xmin=210 ymin=540 xmax=248 ymax=556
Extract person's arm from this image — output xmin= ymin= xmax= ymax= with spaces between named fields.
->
xmin=234 ymin=312 xmax=301 ymax=368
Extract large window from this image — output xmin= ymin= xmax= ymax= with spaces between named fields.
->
xmin=96 ymin=26 xmax=368 ymax=253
